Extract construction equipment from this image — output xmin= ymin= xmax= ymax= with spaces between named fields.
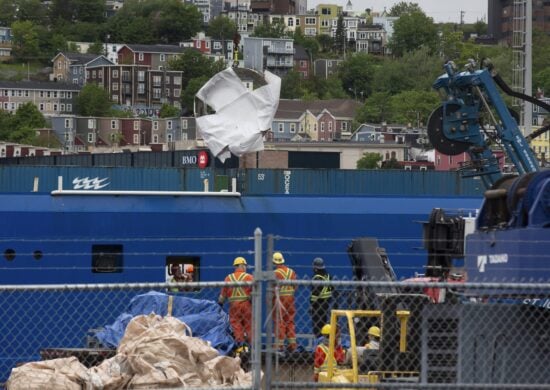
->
xmin=318 ymin=294 xmax=428 ymax=386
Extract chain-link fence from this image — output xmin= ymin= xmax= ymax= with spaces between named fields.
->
xmin=1 ymin=231 xmax=550 ymax=389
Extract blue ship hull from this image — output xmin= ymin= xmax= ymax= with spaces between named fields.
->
xmin=0 ymin=192 xmax=482 ymax=283
xmin=0 ymin=191 xmax=481 ymax=382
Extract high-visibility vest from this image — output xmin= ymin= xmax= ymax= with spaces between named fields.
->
xmin=227 ymin=272 xmax=251 ymax=302
xmin=275 ymin=267 xmax=296 ymax=296
xmin=314 ymin=344 xmax=337 ymax=374
xmin=311 ymin=274 xmax=332 ymax=301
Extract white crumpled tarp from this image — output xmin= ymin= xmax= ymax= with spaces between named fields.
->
xmin=196 ymin=67 xmax=281 ymax=162
xmin=7 ymin=314 xmax=256 ymax=389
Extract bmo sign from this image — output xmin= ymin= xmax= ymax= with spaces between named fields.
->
xmin=180 ymin=150 xmax=210 ymax=168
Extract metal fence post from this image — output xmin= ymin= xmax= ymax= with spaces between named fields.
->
xmin=265 ymin=234 xmax=275 ymax=390
xmin=253 ymin=227 xmax=263 ymax=389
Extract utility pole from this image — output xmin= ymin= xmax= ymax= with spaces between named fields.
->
xmin=460 ymin=10 xmax=465 ymax=24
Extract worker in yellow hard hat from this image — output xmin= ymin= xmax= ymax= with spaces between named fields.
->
xmin=313 ymin=324 xmax=345 ymax=381
xmin=272 ymin=251 xmax=298 ymax=352
xmin=365 ymin=326 xmax=380 ymax=350
xmin=218 ymin=257 xmax=254 ymax=345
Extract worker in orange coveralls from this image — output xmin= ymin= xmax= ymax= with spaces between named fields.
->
xmin=218 ymin=257 xmax=254 ymax=345
xmin=313 ymin=324 xmax=346 ymax=382
xmin=272 ymin=251 xmax=297 ymax=352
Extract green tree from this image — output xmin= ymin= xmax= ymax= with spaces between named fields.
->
xmin=356 ymin=92 xmax=392 ymax=123
xmin=339 ymin=52 xmax=379 ymax=98
xmin=293 ymin=28 xmax=319 ymax=58
xmin=389 ymin=11 xmax=438 ymax=56
xmin=16 ymin=0 xmax=47 ymax=24
xmin=388 ymin=1 xmax=423 ymax=16
xmin=281 ymin=70 xmax=304 ymax=99
xmin=334 ymin=14 xmax=346 ymax=55
xmin=389 ymin=90 xmax=439 ymax=126
xmin=76 ymin=84 xmax=112 ymax=116
xmin=73 ymin=0 xmax=105 ymax=23
xmin=357 ymin=152 xmax=382 ymax=169
xmin=11 ymin=20 xmax=40 ymax=61
xmin=153 ymin=0 xmax=202 ymax=43
xmin=0 ymin=103 xmax=45 ymax=144
xmin=321 ymin=75 xmax=348 ymax=99
xmin=169 ymin=49 xmax=225 ymax=87
xmin=208 ymin=16 xmax=237 ymax=40
xmin=316 ymin=34 xmax=333 ymax=53
xmin=87 ymin=41 xmax=105 ymax=55
xmin=182 ymin=75 xmax=209 ymax=113
xmin=159 ymin=103 xmax=181 ymax=118
xmin=252 ymin=19 xmax=287 ymax=38
xmin=12 ymin=102 xmax=46 ymax=129
xmin=0 ymin=0 xmax=17 ymax=26
xmin=439 ymin=28 xmax=464 ymax=61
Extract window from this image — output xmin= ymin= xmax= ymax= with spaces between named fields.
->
xmin=73 ymin=78 xmax=79 ymax=84
xmin=165 ymin=88 xmax=170 ymax=97
xmin=285 ymin=41 xmax=293 ymax=50
xmin=306 ymin=17 xmax=316 ymax=24
xmin=53 ymin=104 xmax=58 ymax=111
xmin=167 ymin=120 xmax=173 ymax=130
xmin=320 ymin=122 xmax=325 ymax=132
xmin=153 ymin=134 xmax=159 ymax=143
xmin=321 ymin=20 xmax=329 ymax=27
xmin=112 ymin=70 xmax=119 ymax=78
xmin=174 ymin=89 xmax=181 ymax=97
xmin=138 ymin=52 xmax=144 ymax=61
xmin=328 ymin=122 xmax=332 ymax=131
xmin=182 ymin=119 xmax=188 ymax=129
xmin=64 ymin=132 xmax=70 ymax=141
xmin=88 ymin=132 xmax=95 ymax=142
xmin=67 ymin=104 xmax=72 ymax=111
xmin=92 ymin=244 xmax=123 ymax=273
xmin=60 ymin=104 xmax=65 ymax=111
xmin=133 ymin=134 xmax=139 ymax=144
xmin=167 ymin=134 xmax=173 ymax=142
xmin=214 ymin=42 xmax=222 ymax=49
xmin=153 ymin=76 xmax=162 ymax=86
xmin=122 ymin=71 xmax=130 ymax=81
xmin=341 ymin=122 xmax=348 ymax=131
xmin=138 ymin=71 xmax=145 ymax=82
xmin=181 ymin=132 xmax=187 ymax=140
xmin=173 ymin=76 xmax=181 ymax=85
xmin=98 ymin=70 xmax=103 ymax=78
xmin=290 ymin=123 xmax=296 ymax=133
xmin=111 ymin=120 xmax=118 ymax=129
xmin=160 ymin=54 xmax=166 ymax=62
xmin=134 ymin=121 xmax=140 ymax=130
xmin=112 ymin=83 xmax=119 ymax=91
xmin=39 ymin=103 xmax=44 ymax=111
xmin=88 ymin=119 xmax=96 ymax=129
xmin=287 ymin=18 xmax=294 ymax=27
xmin=278 ymin=123 xmax=284 ymax=132
xmin=153 ymin=121 xmax=159 ymax=130
xmin=153 ymin=88 xmax=161 ymax=99
xmin=112 ymin=94 xmax=118 ymax=102
xmin=138 ymin=83 xmax=145 ymax=94
xmin=64 ymin=118 xmax=72 ymax=128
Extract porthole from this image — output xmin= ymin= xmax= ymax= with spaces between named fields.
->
xmin=4 ymin=249 xmax=16 ymax=261
xmin=33 ymin=250 xmax=43 ymax=260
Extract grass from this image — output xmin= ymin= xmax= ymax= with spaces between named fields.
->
xmin=0 ymin=62 xmax=45 ymax=81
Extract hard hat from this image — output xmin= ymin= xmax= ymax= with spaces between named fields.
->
xmin=321 ymin=324 xmax=331 ymax=335
xmin=186 ymin=264 xmax=194 ymax=273
xmin=313 ymin=257 xmax=325 ymax=269
xmin=273 ymin=252 xmax=285 ymax=264
xmin=368 ymin=326 xmax=380 ymax=338
xmin=233 ymin=257 xmax=247 ymax=266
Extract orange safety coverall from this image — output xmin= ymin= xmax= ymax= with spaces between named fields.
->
xmin=274 ymin=265 xmax=297 ymax=350
xmin=219 ymin=270 xmax=253 ymax=344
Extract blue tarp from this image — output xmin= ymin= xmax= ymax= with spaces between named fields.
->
xmin=94 ymin=291 xmax=236 ymax=355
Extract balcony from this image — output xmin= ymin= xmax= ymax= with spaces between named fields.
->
xmin=266 ymin=46 xmax=294 ymax=54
